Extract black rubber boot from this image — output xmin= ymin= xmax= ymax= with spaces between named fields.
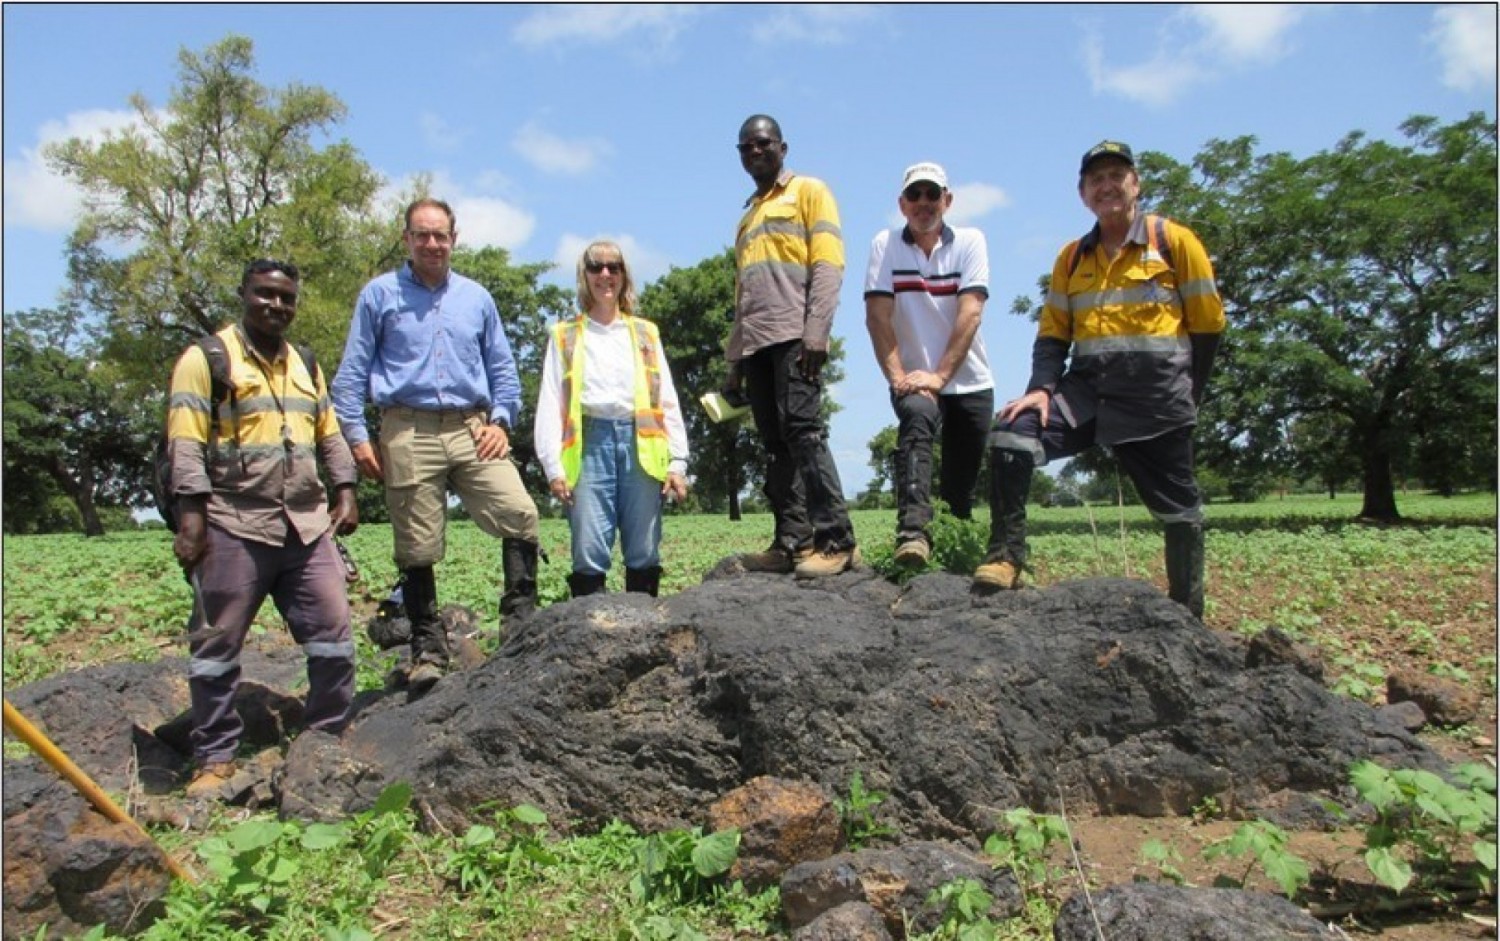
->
xmin=624 ymin=566 xmax=662 ymax=597
xmin=567 ymin=571 xmax=608 ymax=598
xmin=500 ymin=539 xmax=539 ymax=623
xmin=1164 ymin=522 xmax=1205 ymax=618
xmin=984 ymin=448 xmax=1035 ymax=568
xmin=402 ymin=565 xmax=446 ymax=697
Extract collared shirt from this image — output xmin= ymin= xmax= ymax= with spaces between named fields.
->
xmin=1032 ymin=211 xmax=1226 ymax=445
xmin=167 ymin=325 xmax=357 ymax=547
xmin=863 ymin=223 xmax=994 ymax=395
xmin=534 ymin=314 xmax=689 ymax=483
xmin=331 ymin=261 xmax=523 ymax=447
xmin=730 ymin=170 xmax=844 ymax=360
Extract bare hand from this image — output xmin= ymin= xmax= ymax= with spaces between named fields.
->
xmin=173 ymin=509 xmax=209 ymax=574
xmin=997 ymin=389 xmax=1051 ymax=428
xmin=474 ymin=423 xmax=510 ymax=461
xmin=798 ymin=345 xmax=827 ymax=382
xmin=352 ymin=442 xmax=384 ymax=482
xmin=662 ymin=472 xmax=688 ymax=503
xmin=894 ymin=369 xmax=944 ymax=396
xmin=549 ymin=477 xmax=573 ymax=506
xmin=329 ymin=486 xmax=359 ymax=536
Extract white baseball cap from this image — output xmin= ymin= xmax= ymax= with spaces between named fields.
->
xmin=901 ymin=162 xmax=948 ymax=192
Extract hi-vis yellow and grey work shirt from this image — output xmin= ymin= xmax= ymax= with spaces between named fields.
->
xmin=1032 ymin=212 xmax=1225 ymax=446
xmin=730 ymin=170 xmax=844 ymax=361
xmin=167 ymin=325 xmax=357 ymax=546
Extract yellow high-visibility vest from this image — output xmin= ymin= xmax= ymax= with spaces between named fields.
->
xmin=555 ymin=314 xmax=671 ymax=486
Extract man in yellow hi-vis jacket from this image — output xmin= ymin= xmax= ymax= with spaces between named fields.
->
xmin=976 ymin=140 xmax=1226 ymax=617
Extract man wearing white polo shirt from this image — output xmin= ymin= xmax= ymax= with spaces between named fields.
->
xmin=864 ymin=162 xmax=994 ymax=566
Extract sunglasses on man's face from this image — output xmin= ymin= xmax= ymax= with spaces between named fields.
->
xmin=736 ymin=137 xmax=781 ymax=155
xmin=903 ymin=184 xmax=944 ymax=203
xmin=585 ymin=260 xmax=624 ymax=275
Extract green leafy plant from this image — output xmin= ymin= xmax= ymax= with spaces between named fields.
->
xmin=1350 ymin=760 xmax=1497 ymax=895
xmin=920 ymin=877 xmax=999 ymax=940
xmin=1202 ymin=819 xmax=1310 ymax=896
xmin=1191 ymin=794 xmax=1224 ymax=823
xmin=1138 ymin=838 xmax=1187 ymax=885
xmin=983 ymin=807 xmax=1070 ymax=891
xmin=444 ymin=802 xmax=556 ymax=894
xmin=835 ymin=770 xmax=898 ymax=850
xmin=629 ymin=826 xmax=740 ymax=906
xmin=1329 ymin=656 xmax=1386 ymax=701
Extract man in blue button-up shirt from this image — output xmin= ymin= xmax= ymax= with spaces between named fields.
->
xmin=333 ymin=197 xmax=541 ymax=696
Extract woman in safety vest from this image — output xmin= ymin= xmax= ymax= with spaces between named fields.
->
xmin=534 ymin=241 xmax=690 ymax=598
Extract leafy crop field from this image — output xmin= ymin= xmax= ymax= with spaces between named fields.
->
xmin=2 ymin=492 xmax=1496 ymax=939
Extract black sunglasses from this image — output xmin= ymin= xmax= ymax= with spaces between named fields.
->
xmin=585 ymin=260 xmax=624 ymax=275
xmin=241 ymin=258 xmax=300 ymax=284
xmin=903 ymin=184 xmax=944 ymax=203
xmin=736 ymin=137 xmax=781 ymax=155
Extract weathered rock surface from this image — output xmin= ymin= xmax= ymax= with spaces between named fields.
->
xmin=781 ymin=840 xmax=1020 ymax=936
xmin=2 ymin=790 xmax=171 ymax=940
xmin=281 ymin=572 xmax=1440 ymax=834
xmin=1052 ymin=883 xmax=1337 ymax=940
xmin=707 ymin=776 xmax=843 ymax=891
xmin=1388 ymin=667 xmax=1482 ymax=728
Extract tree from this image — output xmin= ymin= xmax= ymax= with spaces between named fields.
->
xmin=3 ymin=309 xmax=154 ymax=535
xmin=1138 ymin=114 xmax=1496 ymax=519
xmin=45 ymin=34 xmax=391 ymax=394
xmin=639 ymin=250 xmax=853 ymax=521
xmin=859 ymin=425 xmax=899 ymax=509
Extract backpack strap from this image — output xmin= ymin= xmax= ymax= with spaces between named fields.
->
xmin=292 ymin=342 xmax=320 ymax=386
xmin=1147 ymin=213 xmax=1175 ymax=271
xmin=196 ymin=334 xmax=234 ymax=451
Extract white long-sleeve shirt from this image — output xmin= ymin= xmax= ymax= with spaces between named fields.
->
xmin=534 ymin=315 xmax=690 ymax=484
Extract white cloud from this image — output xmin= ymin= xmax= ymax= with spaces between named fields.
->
xmin=552 ymin=232 xmax=675 ymax=288
xmin=512 ymin=4 xmax=700 ymax=54
xmin=751 ymin=4 xmax=881 ymax=46
xmin=1185 ymin=5 xmax=1302 ymax=63
xmin=946 ymin=183 xmax=1010 ymax=226
xmin=378 ymin=170 xmax=536 ymax=250
xmin=419 ymin=112 xmax=470 ymax=154
xmin=512 ymin=122 xmax=614 ymax=176
xmin=1080 ymin=4 xmax=1300 ymax=108
xmin=1427 ymin=5 xmax=1497 ymax=91
xmin=3 ymin=108 xmax=140 ymax=232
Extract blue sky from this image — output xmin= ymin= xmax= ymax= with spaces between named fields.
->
xmin=4 ymin=3 xmax=1495 ymax=499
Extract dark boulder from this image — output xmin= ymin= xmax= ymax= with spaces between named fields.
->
xmin=279 ymin=572 xmax=1439 ymax=835
xmin=1052 ymin=883 xmax=1337 ymax=940
xmin=2 ymin=790 xmax=172 ymax=940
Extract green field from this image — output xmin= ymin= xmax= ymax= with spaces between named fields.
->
xmin=2 ymin=492 xmax=1495 ymax=939
xmin=4 ymin=492 xmax=1496 ymax=693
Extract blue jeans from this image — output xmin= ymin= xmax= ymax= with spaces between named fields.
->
xmin=568 ymin=417 xmax=663 ymax=575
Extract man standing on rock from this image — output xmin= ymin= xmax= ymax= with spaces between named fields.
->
xmin=864 ymin=161 xmax=994 ymax=568
xmin=723 ymin=114 xmax=858 ymax=578
xmin=332 ymin=198 xmax=541 ymax=696
xmin=976 ymin=141 xmax=1225 ymax=617
xmin=167 ymin=259 xmax=359 ymax=797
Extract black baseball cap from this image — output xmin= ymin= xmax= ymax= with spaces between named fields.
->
xmin=1079 ymin=140 xmax=1135 ymax=174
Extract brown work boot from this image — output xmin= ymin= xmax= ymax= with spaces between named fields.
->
xmin=894 ymin=537 xmax=931 ymax=568
xmin=794 ymin=545 xmax=860 ymax=578
xmin=972 ymin=558 xmax=1021 ymax=591
xmin=407 ymin=660 xmax=445 ymax=698
xmin=739 ymin=543 xmax=811 ymax=574
xmin=185 ymin=760 xmax=237 ymax=799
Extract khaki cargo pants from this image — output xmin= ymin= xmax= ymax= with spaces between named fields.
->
xmin=380 ymin=406 xmax=539 ymax=569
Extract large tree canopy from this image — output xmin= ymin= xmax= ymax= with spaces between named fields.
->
xmin=3 ymin=309 xmax=154 ymax=535
xmin=45 ymin=34 xmax=392 ymax=391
